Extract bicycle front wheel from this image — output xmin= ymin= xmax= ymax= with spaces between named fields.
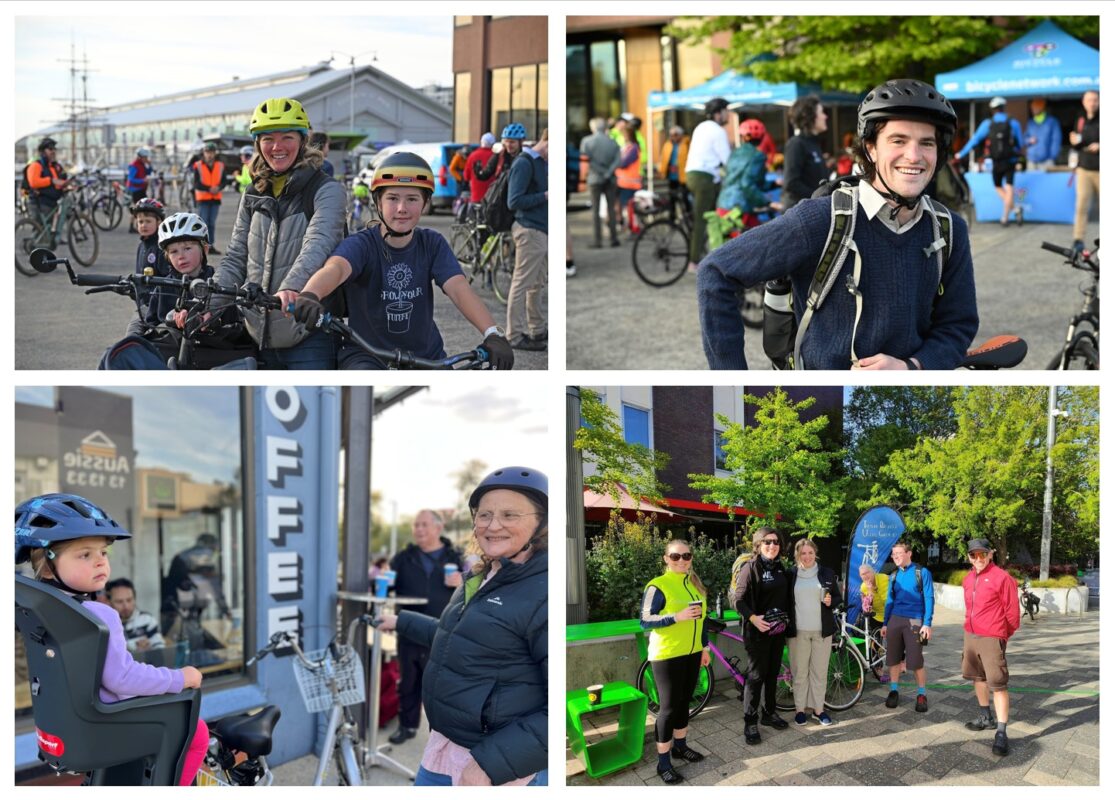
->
xmin=67 ymin=214 xmax=99 ymax=267
xmin=632 ymin=220 xmax=689 ymax=287
xmin=1064 ymin=334 xmax=1099 ymax=371
xmin=635 ymin=659 xmax=714 ymax=721
xmin=492 ymin=236 xmax=515 ymax=304
xmin=334 ymin=737 xmax=365 ymax=786
xmin=91 ymin=196 xmax=122 ymax=231
xmin=824 ymin=642 xmax=865 ymax=711
xmin=15 ymin=216 xmax=45 ymax=276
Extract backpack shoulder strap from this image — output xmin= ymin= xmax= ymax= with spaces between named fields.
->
xmin=923 ymin=199 xmax=952 ymax=297
xmin=793 ymin=183 xmax=860 ymax=369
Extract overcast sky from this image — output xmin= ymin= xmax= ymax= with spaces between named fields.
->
xmin=16 ymin=385 xmax=550 ymax=521
xmin=14 ymin=12 xmax=454 ymax=137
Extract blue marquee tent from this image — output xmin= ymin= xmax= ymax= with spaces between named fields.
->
xmin=935 ymin=20 xmax=1099 ymax=100
xmin=648 ymin=69 xmax=859 ymax=110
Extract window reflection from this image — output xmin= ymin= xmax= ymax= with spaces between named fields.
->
xmin=14 ymin=386 xmax=245 ymax=719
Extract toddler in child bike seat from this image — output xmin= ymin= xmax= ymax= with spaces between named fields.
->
xmin=16 ymin=494 xmax=209 ymax=786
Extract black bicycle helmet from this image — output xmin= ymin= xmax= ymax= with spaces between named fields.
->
xmin=469 ymin=466 xmax=548 ymax=512
xmin=15 ymin=494 xmax=131 ymax=565
xmin=705 ymin=97 xmax=729 ymax=118
xmin=857 ymin=79 xmax=957 ymax=150
xmin=39 ymin=137 xmax=58 ymax=152
xmin=130 ymin=197 xmax=166 ymax=220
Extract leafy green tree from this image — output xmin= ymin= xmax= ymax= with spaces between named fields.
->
xmin=867 ymin=386 xmax=1098 ymax=563
xmin=689 ymin=388 xmax=846 ymax=540
xmin=573 ymin=389 xmax=671 ymax=506
xmin=667 ymin=16 xmax=1099 ymax=92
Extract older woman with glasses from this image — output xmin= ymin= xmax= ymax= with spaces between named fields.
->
xmin=640 ymin=539 xmax=710 ymax=784
xmin=731 ymin=526 xmax=791 ymax=745
xmin=375 ymin=467 xmax=547 ymax=786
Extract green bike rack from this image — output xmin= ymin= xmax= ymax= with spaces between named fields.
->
xmin=566 ymin=682 xmax=648 ymax=779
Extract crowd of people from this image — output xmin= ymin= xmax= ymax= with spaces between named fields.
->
xmin=640 ymin=532 xmax=1021 ymax=784
xmin=24 ymin=99 xmax=551 ymax=369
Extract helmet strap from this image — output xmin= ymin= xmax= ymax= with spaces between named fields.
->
xmin=866 ymin=152 xmax=923 ymax=219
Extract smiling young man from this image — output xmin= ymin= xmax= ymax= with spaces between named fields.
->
xmin=699 ymin=79 xmax=978 ymax=370
xmin=290 ymin=152 xmax=513 ymax=369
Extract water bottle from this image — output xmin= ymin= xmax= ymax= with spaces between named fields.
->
xmin=762 ymin=277 xmax=795 ymax=368
xmin=715 ymin=593 xmax=722 ymax=619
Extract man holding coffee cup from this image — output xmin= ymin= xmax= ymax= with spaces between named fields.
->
xmin=388 ymin=509 xmax=464 ymax=744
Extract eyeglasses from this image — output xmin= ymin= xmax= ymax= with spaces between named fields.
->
xmin=473 ymin=510 xmax=540 ymax=528
xmin=968 ymin=551 xmax=989 ymax=558
xmin=761 ymin=539 xmax=781 ymax=546
xmin=667 ymin=552 xmax=693 ymax=561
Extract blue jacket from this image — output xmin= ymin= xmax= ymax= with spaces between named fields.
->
xmin=882 ymin=563 xmax=934 ymax=626
xmin=1024 ymin=114 xmax=1063 ymax=164
xmin=717 ymin=142 xmax=771 ymax=213
xmin=957 ymin=112 xmax=1024 ymax=162
xmin=698 ymin=196 xmax=978 ymax=370
xmin=507 ymin=149 xmax=547 ymax=234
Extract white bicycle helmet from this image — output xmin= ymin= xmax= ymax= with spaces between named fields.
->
xmin=239 ymin=145 xmax=255 ymax=157
xmin=158 ymin=211 xmax=209 ymax=249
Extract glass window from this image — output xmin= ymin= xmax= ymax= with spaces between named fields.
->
xmin=622 ymin=404 xmax=650 ymax=449
xmin=14 ymin=387 xmax=246 ymax=722
xmin=454 ymin=16 xmax=473 ymax=26
xmin=590 ymin=40 xmax=622 ymax=122
xmin=537 ymin=62 xmax=548 ymax=136
xmin=512 ymin=65 xmax=537 ymax=138
xmin=715 ymin=430 xmax=728 ymax=471
xmin=490 ymin=67 xmax=511 ymax=136
xmin=454 ymin=71 xmax=471 ymax=142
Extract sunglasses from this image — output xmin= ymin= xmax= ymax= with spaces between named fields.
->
xmin=968 ymin=551 xmax=989 ymax=558
xmin=761 ymin=539 xmax=781 ymax=546
xmin=667 ymin=552 xmax=693 ymax=561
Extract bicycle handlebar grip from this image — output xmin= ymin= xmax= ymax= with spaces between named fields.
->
xmin=1041 ymin=241 xmax=1076 ymax=258
xmin=74 ymin=273 xmax=130 ymax=287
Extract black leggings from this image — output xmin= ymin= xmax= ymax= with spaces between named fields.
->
xmin=743 ymin=633 xmax=786 ymax=720
xmin=650 ymin=651 xmax=703 ymax=744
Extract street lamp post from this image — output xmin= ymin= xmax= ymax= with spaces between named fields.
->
xmin=1040 ymin=386 xmax=1069 ymax=581
xmin=329 ymin=50 xmax=378 ymax=132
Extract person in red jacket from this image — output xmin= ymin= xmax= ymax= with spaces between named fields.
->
xmin=464 ymin=132 xmax=497 ymax=204
xmin=961 ymin=538 xmax=1020 ymax=757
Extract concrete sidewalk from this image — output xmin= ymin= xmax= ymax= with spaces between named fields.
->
xmin=566 ymin=192 xmax=1100 ymax=370
xmin=567 ymin=606 xmax=1099 ymax=786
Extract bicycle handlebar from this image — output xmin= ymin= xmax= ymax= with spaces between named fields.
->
xmin=1041 ymin=241 xmax=1077 ymax=259
xmin=315 ymin=311 xmax=489 ymax=369
xmin=190 ymin=279 xmax=283 ymax=311
xmin=245 ymin=614 xmax=377 ymax=670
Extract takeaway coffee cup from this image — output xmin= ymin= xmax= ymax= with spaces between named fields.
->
xmin=444 ymin=563 xmax=460 ymax=583
xmin=587 ymin=684 xmax=605 ymax=705
xmin=374 ymin=575 xmax=390 ymax=598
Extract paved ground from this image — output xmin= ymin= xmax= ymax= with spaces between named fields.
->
xmin=15 ymin=203 xmax=547 ymax=370
xmin=566 ymin=192 xmax=1099 ymax=370
xmin=567 ymin=606 xmax=1099 ymax=786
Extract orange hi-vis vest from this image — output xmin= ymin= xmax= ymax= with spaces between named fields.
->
xmin=194 ymin=160 xmax=224 ymax=202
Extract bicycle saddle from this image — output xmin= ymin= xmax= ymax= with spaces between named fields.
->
xmin=211 ymin=705 xmax=281 ymax=757
xmin=960 ymin=335 xmax=1027 ymax=369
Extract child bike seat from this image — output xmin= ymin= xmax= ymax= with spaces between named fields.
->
xmin=15 ymin=574 xmax=200 ymax=785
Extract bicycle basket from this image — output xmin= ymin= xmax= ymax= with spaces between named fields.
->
xmin=196 ymin=765 xmax=233 ymax=787
xmin=292 ymin=645 xmax=366 ymax=713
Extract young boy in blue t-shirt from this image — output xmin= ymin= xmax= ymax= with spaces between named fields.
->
xmin=289 ymin=152 xmax=514 ymax=369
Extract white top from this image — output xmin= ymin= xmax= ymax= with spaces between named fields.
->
xmin=858 ymin=180 xmax=933 ymax=234
xmin=684 ymin=119 xmax=731 ymax=182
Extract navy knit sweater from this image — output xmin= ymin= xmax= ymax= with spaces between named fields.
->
xmin=698 ymin=196 xmax=979 ymax=370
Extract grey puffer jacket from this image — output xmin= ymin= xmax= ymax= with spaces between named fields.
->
xmin=395 ymin=551 xmax=547 ymax=785
xmin=216 ymin=165 xmax=345 ymax=349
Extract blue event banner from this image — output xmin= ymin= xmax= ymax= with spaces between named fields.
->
xmin=845 ymin=505 xmax=906 ymax=624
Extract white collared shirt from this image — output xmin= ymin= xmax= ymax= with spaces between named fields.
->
xmin=857 ymin=180 xmax=933 ymax=234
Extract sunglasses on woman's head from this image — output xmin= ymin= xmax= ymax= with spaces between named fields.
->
xmin=667 ymin=552 xmax=693 ymax=561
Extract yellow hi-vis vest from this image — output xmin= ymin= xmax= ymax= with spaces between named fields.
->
xmin=644 ymin=570 xmax=705 ymax=661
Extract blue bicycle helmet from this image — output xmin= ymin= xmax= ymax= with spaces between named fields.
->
xmin=469 ymin=466 xmax=548 ymax=511
xmin=501 ymin=122 xmax=527 ymax=140
xmin=15 ymin=494 xmax=131 ymax=565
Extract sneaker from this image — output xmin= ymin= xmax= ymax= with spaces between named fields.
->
xmin=671 ymin=745 xmax=704 ymax=763
xmin=208 ymin=245 xmax=222 ymax=254
xmin=388 ymin=726 xmax=417 ymax=744
xmin=965 ymin=715 xmax=996 ymax=732
xmin=510 ymin=335 xmax=546 ymax=351
xmin=992 ymin=730 xmax=1010 ymax=756
xmin=885 ymin=690 xmax=900 ymax=708
xmin=566 ymin=264 xmax=577 ymax=277
xmin=915 ymin=694 xmax=928 ymax=713
xmin=657 ymin=765 xmax=684 ymax=784
xmin=744 ymin=721 xmax=761 ymax=745
xmin=610 ymin=239 xmax=621 ymax=247
xmin=794 ymin=712 xmax=808 ymax=726
xmin=812 ymin=711 xmax=834 ymax=726
xmin=760 ymin=711 xmax=788 ymax=730
xmin=529 ymin=330 xmax=548 ymax=343
xmin=687 ymin=261 xmax=701 ymax=274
